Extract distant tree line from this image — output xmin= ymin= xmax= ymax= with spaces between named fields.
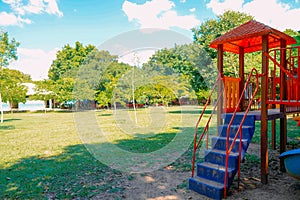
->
xmin=2 ymin=10 xmax=300 ymax=113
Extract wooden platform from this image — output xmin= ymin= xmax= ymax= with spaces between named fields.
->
xmin=232 ymin=109 xmax=284 ymax=121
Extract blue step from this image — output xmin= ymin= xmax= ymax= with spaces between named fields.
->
xmin=223 ymin=114 xmax=255 ymax=127
xmin=189 ymin=176 xmax=225 ymax=200
xmin=218 ymin=125 xmax=255 ymax=140
xmin=211 ymin=136 xmax=249 ymax=153
xmin=196 ymin=162 xmax=236 ymax=185
xmin=190 ymin=111 xmax=256 ymax=199
xmin=204 ymin=149 xmax=239 ymax=169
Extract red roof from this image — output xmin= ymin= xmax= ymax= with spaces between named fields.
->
xmin=209 ymin=20 xmax=296 ymax=54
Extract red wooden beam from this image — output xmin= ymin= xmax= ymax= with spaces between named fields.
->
xmin=239 ymin=47 xmax=245 ymax=111
xmin=280 ymin=39 xmax=287 ymax=172
xmin=261 ymin=34 xmax=269 ymax=184
xmin=217 ymin=44 xmax=224 ymax=127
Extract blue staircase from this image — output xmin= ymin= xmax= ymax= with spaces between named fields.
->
xmin=189 ymin=113 xmax=256 ymax=199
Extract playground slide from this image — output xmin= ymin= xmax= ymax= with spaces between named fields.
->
xmin=279 ymin=148 xmax=300 ymax=180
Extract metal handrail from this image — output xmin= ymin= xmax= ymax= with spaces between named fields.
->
xmin=223 ymin=68 xmax=263 ymax=198
xmin=191 ymin=74 xmax=223 ymax=177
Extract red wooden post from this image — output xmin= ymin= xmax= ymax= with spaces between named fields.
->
xmin=239 ymin=47 xmax=245 ymax=111
xmin=261 ymin=34 xmax=269 ymax=184
xmin=217 ymin=44 xmax=224 ymax=127
xmin=297 ymin=47 xmax=300 ymax=101
xmin=280 ymin=39 xmax=287 ymax=172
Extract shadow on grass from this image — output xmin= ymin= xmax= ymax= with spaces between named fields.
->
xmin=169 ymin=109 xmax=213 ymax=115
xmin=98 ymin=113 xmax=113 ymax=117
xmin=0 ymin=125 xmax=15 ymax=130
xmin=0 ymin=127 xmax=195 ymax=199
xmin=3 ymin=118 xmax=22 ymax=122
xmin=0 ymin=144 xmax=125 ymax=199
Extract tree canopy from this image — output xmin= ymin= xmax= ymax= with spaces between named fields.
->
xmin=144 ymin=43 xmax=215 ymax=100
xmin=48 ymin=43 xmax=130 ymax=106
xmin=0 ymin=32 xmax=20 ymax=121
xmin=0 ymin=68 xmax=31 ymax=106
xmin=94 ymin=62 xmax=131 ymax=108
xmin=48 ymin=41 xmax=96 ymax=81
xmin=43 ymin=12 xmax=300 ymax=108
xmin=47 ymin=42 xmax=99 ymax=104
xmin=192 ymin=11 xmax=257 ymax=76
xmin=192 ymin=10 xmax=253 ymax=59
xmin=0 ymin=32 xmax=20 ymax=68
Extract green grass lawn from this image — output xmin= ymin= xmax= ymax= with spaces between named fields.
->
xmin=0 ymin=107 xmax=299 ymax=199
xmin=0 ymin=107 xmax=201 ymax=199
xmin=0 ymin=111 xmax=107 ymax=199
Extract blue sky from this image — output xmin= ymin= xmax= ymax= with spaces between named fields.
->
xmin=1 ymin=0 xmax=300 ymax=80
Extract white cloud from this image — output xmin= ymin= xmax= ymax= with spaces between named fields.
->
xmin=0 ymin=11 xmax=31 ymax=26
xmin=180 ymin=0 xmax=186 ymax=3
xmin=242 ymin=0 xmax=300 ymax=30
xmin=190 ymin=8 xmax=196 ymax=12
xmin=206 ymin=0 xmax=300 ymax=31
xmin=9 ymin=48 xmax=58 ymax=80
xmin=44 ymin=0 xmax=63 ymax=17
xmin=122 ymin=0 xmax=200 ymax=30
xmin=2 ymin=0 xmax=63 ymax=26
xmin=23 ymin=0 xmax=45 ymax=14
xmin=206 ymin=0 xmax=244 ymax=15
xmin=2 ymin=0 xmax=25 ymax=15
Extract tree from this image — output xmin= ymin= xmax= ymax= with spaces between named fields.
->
xmin=71 ymin=50 xmax=121 ymax=109
xmin=192 ymin=11 xmax=255 ymax=76
xmin=30 ymin=79 xmax=56 ymax=108
xmin=144 ymin=43 xmax=215 ymax=101
xmin=76 ymin=50 xmax=118 ymax=89
xmin=0 ymin=32 xmax=20 ymax=122
xmin=47 ymin=42 xmax=96 ymax=105
xmin=95 ymin=62 xmax=131 ymax=108
xmin=48 ymin=46 xmax=126 ymax=108
xmin=192 ymin=10 xmax=253 ymax=59
xmin=53 ymin=77 xmax=76 ymax=104
xmin=48 ymin=41 xmax=96 ymax=81
xmin=284 ymin=29 xmax=300 ymax=46
xmin=113 ymin=66 xmax=193 ymax=107
xmin=135 ymin=74 xmax=191 ymax=106
xmin=0 ymin=68 xmax=30 ymax=111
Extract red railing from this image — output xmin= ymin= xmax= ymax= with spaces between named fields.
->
xmin=264 ymin=46 xmax=300 ymax=106
xmin=191 ymin=74 xmax=223 ymax=177
xmin=223 ymin=68 xmax=262 ymax=198
xmin=286 ymin=46 xmax=300 ymax=75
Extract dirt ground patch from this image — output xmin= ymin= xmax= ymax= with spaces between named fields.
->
xmin=95 ymin=143 xmax=300 ymax=200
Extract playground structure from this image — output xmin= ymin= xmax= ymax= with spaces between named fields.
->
xmin=189 ymin=20 xmax=300 ymax=199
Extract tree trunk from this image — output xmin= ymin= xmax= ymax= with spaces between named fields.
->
xmin=44 ymin=100 xmax=49 ymax=108
xmin=10 ymin=101 xmax=18 ymax=114
xmin=10 ymin=101 xmax=19 ymax=109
